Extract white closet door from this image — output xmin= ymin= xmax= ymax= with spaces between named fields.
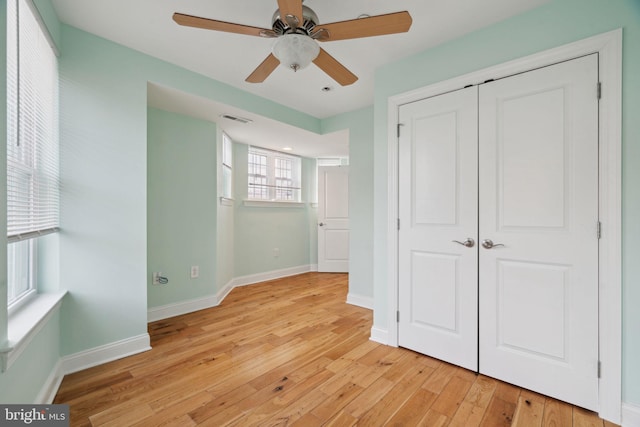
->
xmin=398 ymin=86 xmax=479 ymax=371
xmin=478 ymin=54 xmax=599 ymax=410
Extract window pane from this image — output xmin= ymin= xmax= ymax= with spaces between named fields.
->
xmin=275 ymin=158 xmax=293 ymax=200
xmin=222 ymin=165 xmax=232 ymax=199
xmin=222 ymin=133 xmax=232 ymax=167
xmin=7 ymin=239 xmax=34 ymax=305
xmin=248 ymin=152 xmax=268 ymax=199
xmin=221 ymin=134 xmax=233 ymax=199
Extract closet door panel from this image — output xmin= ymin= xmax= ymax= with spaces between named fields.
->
xmin=398 ymin=87 xmax=478 ymax=371
xmin=478 ymin=54 xmax=599 ymax=410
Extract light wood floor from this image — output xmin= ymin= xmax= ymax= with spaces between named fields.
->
xmin=54 ymin=273 xmax=617 ymax=426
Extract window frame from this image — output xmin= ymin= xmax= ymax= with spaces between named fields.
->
xmin=247 ymin=146 xmax=301 ymax=203
xmin=6 ymin=0 xmax=60 ymax=308
xmin=221 ymin=132 xmax=233 ymax=201
xmin=7 ymin=239 xmax=37 ymax=315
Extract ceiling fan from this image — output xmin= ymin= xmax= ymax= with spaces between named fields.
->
xmin=173 ymin=0 xmax=412 ymax=86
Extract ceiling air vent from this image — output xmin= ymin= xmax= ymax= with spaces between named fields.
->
xmin=220 ymin=114 xmax=253 ymax=124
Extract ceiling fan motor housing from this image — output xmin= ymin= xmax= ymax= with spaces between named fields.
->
xmin=271 ymin=5 xmax=318 ymax=36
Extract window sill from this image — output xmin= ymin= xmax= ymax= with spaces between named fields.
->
xmin=0 ymin=291 xmax=67 ymax=372
xmin=219 ymin=197 xmax=234 ymax=206
xmin=243 ymin=200 xmax=306 ymax=208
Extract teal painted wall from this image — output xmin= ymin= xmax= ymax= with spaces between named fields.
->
xmin=59 ymin=26 xmax=149 ymax=355
xmin=57 ymin=24 xmax=323 ymax=356
xmin=147 ymin=108 xmax=217 ymax=308
xmin=33 ymin=0 xmax=60 ymax=49
xmin=233 ymin=144 xmax=315 ymax=277
xmin=0 ymin=310 xmax=61 ymax=403
xmin=322 ymin=107 xmax=374 ymax=299
xmin=371 ymin=0 xmax=640 ymax=404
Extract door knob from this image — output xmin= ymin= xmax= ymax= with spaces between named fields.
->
xmin=452 ymin=238 xmax=475 ymax=248
xmin=318 ymin=222 xmax=325 ymax=227
xmin=482 ymin=239 xmax=505 ymax=249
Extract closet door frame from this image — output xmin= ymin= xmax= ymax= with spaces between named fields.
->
xmin=385 ymin=29 xmax=622 ymax=423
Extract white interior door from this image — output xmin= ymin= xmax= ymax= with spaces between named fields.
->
xmin=478 ymin=54 xmax=599 ymax=410
xmin=317 ymin=166 xmax=349 ymax=272
xmin=397 ymin=87 xmax=479 ymax=371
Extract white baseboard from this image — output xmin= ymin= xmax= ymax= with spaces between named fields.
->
xmin=623 ymin=402 xmax=640 ymax=427
xmin=232 ymin=265 xmax=313 ymax=287
xmin=346 ymin=293 xmax=373 ymax=310
xmin=60 ymin=333 xmax=151 ymax=375
xmin=370 ymin=326 xmax=390 ymax=345
xmin=148 ymin=266 xmax=316 ymax=321
xmin=309 ymin=264 xmax=318 ymax=272
xmin=36 ymin=360 xmax=64 ymax=404
xmin=216 ymin=279 xmax=235 ymax=305
xmin=148 ymin=295 xmax=218 ymax=322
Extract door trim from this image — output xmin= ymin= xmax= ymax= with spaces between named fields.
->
xmin=385 ymin=29 xmax=622 ymax=423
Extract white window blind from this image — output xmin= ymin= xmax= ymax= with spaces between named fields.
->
xmin=6 ymin=0 xmax=60 ymax=243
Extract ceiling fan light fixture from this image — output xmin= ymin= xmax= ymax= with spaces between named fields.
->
xmin=272 ymin=34 xmax=319 ymax=72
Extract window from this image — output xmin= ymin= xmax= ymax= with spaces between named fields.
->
xmin=6 ymin=0 xmax=59 ymax=308
xmin=221 ymin=133 xmax=233 ymax=199
xmin=247 ymin=146 xmax=301 ymax=202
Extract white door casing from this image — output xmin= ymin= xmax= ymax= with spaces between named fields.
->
xmin=478 ymin=54 xmax=599 ymax=410
xmin=398 ymin=55 xmax=599 ymax=409
xmin=398 ymin=87 xmax=479 ymax=371
xmin=386 ymin=30 xmax=621 ymax=423
xmin=318 ymin=166 xmax=349 ymax=272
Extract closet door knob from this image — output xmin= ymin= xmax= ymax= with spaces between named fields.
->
xmin=482 ymin=239 xmax=505 ymax=249
xmin=452 ymin=238 xmax=475 ymax=248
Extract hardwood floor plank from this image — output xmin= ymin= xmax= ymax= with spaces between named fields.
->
xmin=88 ymin=401 xmax=154 ymax=427
xmin=417 ymin=409 xmax=449 ymax=427
xmin=574 ymin=406 xmax=606 ymax=427
xmin=479 ymin=382 xmax=521 ymax=427
xmin=310 ymin=381 xmax=364 ymax=421
xmin=386 ymin=387 xmax=438 ymax=426
xmin=421 ymin=361 xmax=458 ymax=394
xmin=542 ymin=398 xmax=573 ymax=427
xmin=229 ymin=369 xmax=335 ymax=426
xmin=512 ymin=395 xmax=545 ymax=427
xmin=339 ymin=376 xmax=396 ymax=419
xmin=52 ymin=272 xmax=613 ymax=426
xmin=356 ymin=360 xmax=434 ymax=425
xmin=323 ymin=410 xmax=358 ymax=427
xmin=448 ymin=375 xmax=498 ymax=427
xmin=429 ymin=374 xmax=474 ymax=417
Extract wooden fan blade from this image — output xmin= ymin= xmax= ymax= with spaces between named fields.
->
xmin=246 ymin=54 xmax=281 ymax=83
xmin=313 ymin=11 xmax=412 ymax=42
xmin=313 ymin=48 xmax=358 ymax=86
xmin=277 ymin=0 xmax=303 ymax=27
xmin=173 ymin=12 xmax=271 ymax=37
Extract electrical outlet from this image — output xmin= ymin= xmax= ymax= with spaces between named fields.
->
xmin=190 ymin=265 xmax=199 ymax=279
xmin=152 ymin=272 xmax=161 ymax=285
xmin=273 ymin=248 xmax=280 ymax=258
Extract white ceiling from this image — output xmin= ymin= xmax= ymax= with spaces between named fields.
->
xmin=51 ymin=0 xmax=549 ymax=157
xmin=147 ymin=82 xmax=349 ymax=158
